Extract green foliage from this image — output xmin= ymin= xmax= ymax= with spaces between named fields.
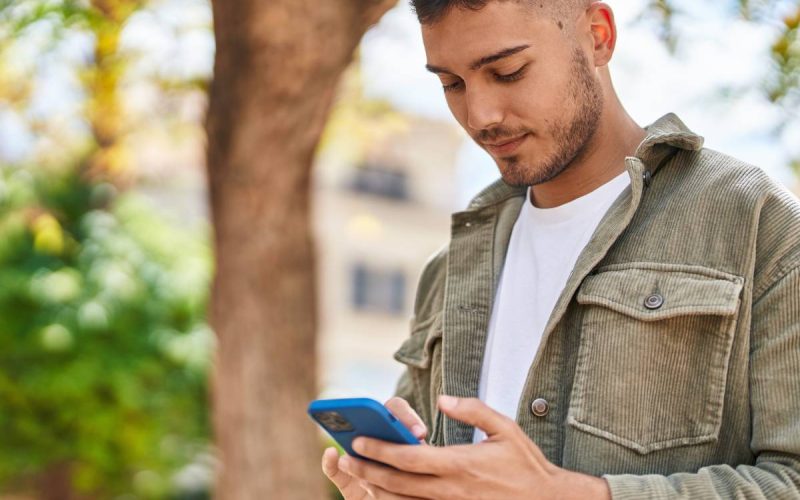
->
xmin=0 ymin=162 xmax=212 ymax=498
xmin=0 ymin=0 xmax=93 ymax=41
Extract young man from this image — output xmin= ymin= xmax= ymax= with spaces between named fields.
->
xmin=322 ymin=1 xmax=800 ymax=498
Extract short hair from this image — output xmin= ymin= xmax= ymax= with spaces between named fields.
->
xmin=410 ymin=0 xmax=591 ymax=29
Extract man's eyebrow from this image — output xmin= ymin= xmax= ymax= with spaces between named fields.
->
xmin=425 ymin=44 xmax=531 ymax=75
xmin=469 ymin=44 xmax=530 ymax=70
xmin=425 ymin=63 xmax=454 ymax=75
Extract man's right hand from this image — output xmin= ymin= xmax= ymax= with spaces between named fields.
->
xmin=321 ymin=397 xmax=427 ymax=499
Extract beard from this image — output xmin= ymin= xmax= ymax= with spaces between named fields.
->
xmin=481 ymin=47 xmax=604 ymax=187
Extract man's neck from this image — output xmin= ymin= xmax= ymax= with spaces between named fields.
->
xmin=530 ymin=109 xmax=647 ymax=209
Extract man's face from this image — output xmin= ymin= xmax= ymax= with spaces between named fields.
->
xmin=421 ymin=2 xmax=604 ymax=186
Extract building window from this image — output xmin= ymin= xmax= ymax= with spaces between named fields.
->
xmin=349 ymin=163 xmax=409 ymax=201
xmin=351 ymin=263 xmax=406 ymax=315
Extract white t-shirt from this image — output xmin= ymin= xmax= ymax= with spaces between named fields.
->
xmin=474 ymin=171 xmax=630 ymax=442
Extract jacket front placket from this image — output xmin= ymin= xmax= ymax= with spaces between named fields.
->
xmin=441 ymin=192 xmax=522 ymax=445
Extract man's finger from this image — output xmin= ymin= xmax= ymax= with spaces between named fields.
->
xmin=437 ymin=396 xmax=513 ymax=438
xmin=340 ymin=455 xmax=438 ymax=498
xmin=384 ymin=397 xmax=427 ymax=442
xmin=321 ymin=447 xmax=368 ymax=499
xmin=364 ymin=483 xmax=430 ymax=500
xmin=352 ymin=437 xmax=458 ymax=476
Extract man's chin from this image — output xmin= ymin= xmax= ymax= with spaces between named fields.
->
xmin=498 ymin=173 xmax=530 ymax=188
xmin=496 ymin=158 xmax=539 ymax=187
xmin=496 ymin=157 xmax=567 ymax=187
xmin=493 ymin=159 xmax=525 ymax=187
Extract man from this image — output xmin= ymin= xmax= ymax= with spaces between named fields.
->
xmin=322 ymin=1 xmax=800 ymax=498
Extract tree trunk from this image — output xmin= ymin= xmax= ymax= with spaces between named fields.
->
xmin=35 ymin=462 xmax=94 ymax=500
xmin=37 ymin=463 xmax=72 ymax=500
xmin=205 ymin=1 xmax=395 ymax=498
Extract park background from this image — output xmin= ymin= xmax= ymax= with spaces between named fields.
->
xmin=0 ymin=0 xmax=798 ymax=498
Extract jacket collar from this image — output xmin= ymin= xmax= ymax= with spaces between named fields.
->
xmin=634 ymin=112 xmax=704 ymax=175
xmin=464 ymin=112 xmax=704 ymax=212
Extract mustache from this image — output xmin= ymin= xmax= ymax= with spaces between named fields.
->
xmin=475 ymin=126 xmax=532 ymax=144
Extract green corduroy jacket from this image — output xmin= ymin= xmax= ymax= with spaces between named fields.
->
xmin=393 ymin=113 xmax=800 ymax=499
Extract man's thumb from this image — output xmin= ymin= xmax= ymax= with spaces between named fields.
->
xmin=437 ymin=395 xmax=511 ymax=438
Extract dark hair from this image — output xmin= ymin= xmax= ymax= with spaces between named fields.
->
xmin=410 ymin=0 xmax=590 ymax=28
xmin=410 ymin=0 xmax=490 ymax=24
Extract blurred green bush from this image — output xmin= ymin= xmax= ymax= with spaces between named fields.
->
xmin=0 ymin=162 xmax=212 ymax=499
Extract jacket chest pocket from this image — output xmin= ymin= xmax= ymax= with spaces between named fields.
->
xmin=394 ymin=313 xmax=444 ymax=446
xmin=568 ymin=264 xmax=744 ymax=454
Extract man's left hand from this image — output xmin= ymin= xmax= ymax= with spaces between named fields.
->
xmin=337 ymin=395 xmax=612 ymax=500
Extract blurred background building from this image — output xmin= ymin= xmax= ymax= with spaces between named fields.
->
xmin=314 ymin=115 xmax=462 ymax=401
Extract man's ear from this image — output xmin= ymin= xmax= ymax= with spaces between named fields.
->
xmin=585 ymin=2 xmax=616 ymax=67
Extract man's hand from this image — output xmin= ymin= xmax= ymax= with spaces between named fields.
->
xmin=321 ymin=397 xmax=428 ymax=499
xmin=337 ymin=395 xmax=612 ymax=500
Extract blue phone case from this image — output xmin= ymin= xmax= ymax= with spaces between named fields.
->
xmin=308 ymin=397 xmax=419 ymax=459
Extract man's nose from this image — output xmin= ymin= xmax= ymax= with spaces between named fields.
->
xmin=465 ymin=87 xmax=505 ymax=132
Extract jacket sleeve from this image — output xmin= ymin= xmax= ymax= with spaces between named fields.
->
xmin=603 ymin=266 xmax=800 ymax=499
xmin=392 ymin=369 xmax=418 ymax=413
xmin=391 ymin=245 xmax=448 ymax=431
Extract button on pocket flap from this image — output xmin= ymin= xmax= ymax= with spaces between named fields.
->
xmin=394 ymin=313 xmax=444 ymax=368
xmin=577 ymin=266 xmax=744 ymax=322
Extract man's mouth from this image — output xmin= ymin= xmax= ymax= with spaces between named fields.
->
xmin=482 ymin=133 xmax=529 ymax=156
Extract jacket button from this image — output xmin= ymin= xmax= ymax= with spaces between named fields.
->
xmin=530 ymin=398 xmax=549 ymax=417
xmin=644 ymin=293 xmax=664 ymax=309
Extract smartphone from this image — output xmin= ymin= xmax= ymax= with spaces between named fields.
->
xmin=308 ymin=397 xmax=420 ymax=459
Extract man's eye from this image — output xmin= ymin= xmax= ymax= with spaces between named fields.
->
xmin=495 ymin=64 xmax=528 ymax=82
xmin=442 ymin=80 xmax=463 ymax=93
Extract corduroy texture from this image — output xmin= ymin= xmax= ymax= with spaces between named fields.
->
xmin=393 ymin=113 xmax=800 ymax=498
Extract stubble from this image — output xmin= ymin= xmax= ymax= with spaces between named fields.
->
xmin=500 ymin=47 xmax=604 ymax=187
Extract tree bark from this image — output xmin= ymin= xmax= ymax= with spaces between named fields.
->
xmin=205 ymin=1 xmax=396 ymax=498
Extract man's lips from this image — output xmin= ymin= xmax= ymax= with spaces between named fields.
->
xmin=482 ymin=133 xmax=529 ymax=156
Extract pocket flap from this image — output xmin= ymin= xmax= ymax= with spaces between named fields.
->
xmin=394 ymin=313 xmax=443 ymax=368
xmin=576 ymin=265 xmax=744 ymax=322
